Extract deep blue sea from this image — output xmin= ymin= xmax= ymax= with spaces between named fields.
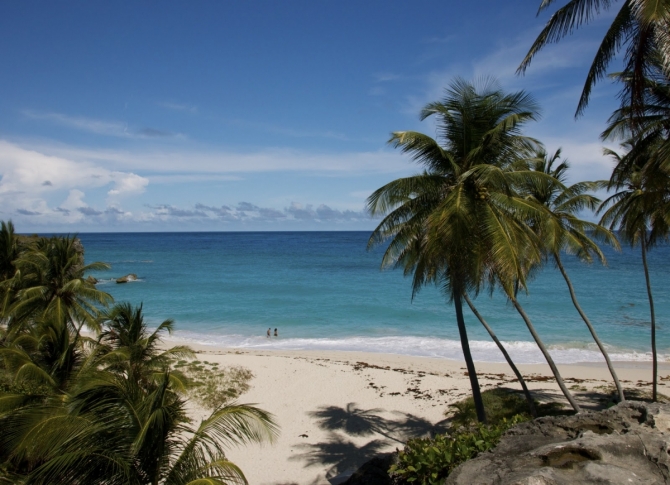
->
xmin=76 ymin=231 xmax=669 ymax=364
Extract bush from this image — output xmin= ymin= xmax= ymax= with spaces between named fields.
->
xmin=389 ymin=415 xmax=526 ymax=485
xmin=448 ymin=388 xmax=564 ymax=427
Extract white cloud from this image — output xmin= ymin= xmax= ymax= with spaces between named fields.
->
xmin=0 ymin=140 xmax=149 ymax=224
xmin=0 ymin=141 xmax=148 ymax=195
xmin=22 ymin=110 xmax=182 ymax=139
xmin=21 ymin=140 xmax=410 ymax=176
xmin=60 ymin=189 xmax=87 ymax=210
xmin=22 ymin=110 xmax=131 ymax=137
xmin=137 ymin=200 xmax=371 ymax=225
xmin=107 ymin=172 xmax=149 ymax=196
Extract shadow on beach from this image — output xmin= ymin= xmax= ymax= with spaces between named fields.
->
xmin=290 ymin=402 xmax=449 ymax=484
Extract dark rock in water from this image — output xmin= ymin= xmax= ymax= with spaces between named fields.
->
xmin=446 ymin=401 xmax=670 ymax=485
xmin=116 ymin=274 xmax=137 ymax=284
xmin=86 ymin=276 xmax=98 ymax=285
xmin=342 ymin=454 xmax=395 ymax=485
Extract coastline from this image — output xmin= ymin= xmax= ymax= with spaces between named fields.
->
xmin=182 ymin=343 xmax=670 ymax=485
xmin=162 ymin=332 xmax=668 ymax=365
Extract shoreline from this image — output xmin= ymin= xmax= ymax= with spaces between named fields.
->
xmin=181 ymin=344 xmax=670 ymax=485
xmin=185 ymin=341 xmax=670 ymax=370
xmin=162 ymin=332 xmax=669 ymax=365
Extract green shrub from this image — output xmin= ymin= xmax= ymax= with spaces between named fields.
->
xmin=448 ymin=388 xmax=564 ymax=427
xmin=389 ymin=415 xmax=526 ymax=484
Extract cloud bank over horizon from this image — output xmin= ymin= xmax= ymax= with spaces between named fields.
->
xmin=0 ymin=2 xmax=625 ymax=232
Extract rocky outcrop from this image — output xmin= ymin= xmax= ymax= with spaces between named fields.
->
xmin=116 ymin=273 xmax=137 ymax=284
xmin=446 ymin=401 xmax=670 ymax=485
xmin=86 ymin=276 xmax=98 ymax=285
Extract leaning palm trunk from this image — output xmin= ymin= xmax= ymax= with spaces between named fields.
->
xmin=553 ymin=252 xmax=625 ymax=402
xmin=454 ymin=292 xmax=487 ymax=423
xmin=640 ymin=235 xmax=658 ymax=402
xmin=464 ymin=294 xmax=537 ymax=417
xmin=510 ymin=297 xmax=582 ymax=413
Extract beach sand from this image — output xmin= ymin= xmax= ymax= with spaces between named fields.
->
xmin=182 ymin=344 xmax=670 ymax=485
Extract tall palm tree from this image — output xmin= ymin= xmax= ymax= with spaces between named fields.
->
xmin=518 ymin=0 xmax=670 ymax=117
xmin=463 ymin=293 xmax=537 ymax=417
xmin=604 ymin=56 xmax=670 ymax=175
xmin=520 ymin=148 xmax=625 ymax=401
xmin=368 ymin=77 xmax=546 ymax=423
xmin=496 ymin=244 xmax=583 ymax=413
xmin=598 ymin=144 xmax=670 ymax=401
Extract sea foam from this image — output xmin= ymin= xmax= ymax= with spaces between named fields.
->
xmin=164 ymin=332 xmax=665 ymax=364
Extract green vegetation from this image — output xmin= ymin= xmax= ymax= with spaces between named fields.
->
xmin=368 ymin=77 xmax=589 ymax=419
xmin=390 ymin=418 xmax=525 ymax=485
xmin=370 ymin=26 xmax=670 ymax=411
xmin=390 ymin=389 xmax=544 ymax=485
xmin=389 ymin=389 xmax=568 ymax=484
xmin=0 ymin=230 xmax=278 ymax=484
xmin=173 ymin=359 xmax=253 ymax=410
xmin=519 ymin=0 xmax=670 ymax=403
xmin=447 ymin=388 xmax=565 ymax=428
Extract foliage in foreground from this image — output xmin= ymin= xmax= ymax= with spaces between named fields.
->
xmin=389 ymin=389 xmax=566 ymax=485
xmin=0 ymin=228 xmax=278 ymax=484
xmin=389 ymin=415 xmax=527 ymax=485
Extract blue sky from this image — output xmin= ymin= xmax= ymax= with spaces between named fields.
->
xmin=0 ymin=1 xmax=624 ymax=232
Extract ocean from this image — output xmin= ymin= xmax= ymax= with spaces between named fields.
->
xmin=78 ymin=231 xmax=669 ymax=364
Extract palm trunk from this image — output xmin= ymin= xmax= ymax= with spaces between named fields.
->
xmin=553 ymin=252 xmax=625 ymax=402
xmin=454 ymin=291 xmax=487 ymax=423
xmin=641 ymin=236 xmax=657 ymax=402
xmin=464 ymin=293 xmax=536 ymax=417
xmin=510 ymin=297 xmax=582 ymax=413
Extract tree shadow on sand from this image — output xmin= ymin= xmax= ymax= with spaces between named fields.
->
xmin=290 ymin=432 xmax=390 ymax=485
xmin=291 ymin=403 xmax=449 ymax=483
xmin=308 ymin=402 xmax=449 ymax=443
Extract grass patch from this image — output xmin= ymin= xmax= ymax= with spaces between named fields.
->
xmin=170 ymin=358 xmax=253 ymax=410
xmin=447 ymin=388 xmax=565 ymax=428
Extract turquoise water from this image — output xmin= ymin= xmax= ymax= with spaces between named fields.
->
xmin=77 ymin=231 xmax=669 ymax=364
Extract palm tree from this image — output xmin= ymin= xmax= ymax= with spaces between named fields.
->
xmin=2 ymin=369 xmax=278 ymax=484
xmin=1 ymin=304 xmax=278 ymax=483
xmin=0 ymin=221 xmax=19 ymax=282
xmin=463 ymin=293 xmax=537 ymax=417
xmin=598 ymin=144 xmax=670 ymax=401
xmin=97 ymin=302 xmax=194 ymax=389
xmin=604 ymin=56 xmax=670 ymax=175
xmin=7 ymin=235 xmax=112 ymax=334
xmin=0 ymin=221 xmax=21 ymax=322
xmin=518 ymin=0 xmax=670 ymax=117
xmin=520 ymin=148 xmax=625 ymax=401
xmin=497 ymin=248 xmax=583 ymax=413
xmin=368 ymin=77 xmax=547 ymax=423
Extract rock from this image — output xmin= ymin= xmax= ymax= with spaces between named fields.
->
xmin=445 ymin=401 xmax=670 ymax=485
xmin=342 ymin=454 xmax=395 ymax=485
xmin=116 ymin=273 xmax=137 ymax=284
xmin=86 ymin=276 xmax=98 ymax=285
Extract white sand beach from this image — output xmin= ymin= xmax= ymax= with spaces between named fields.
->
xmin=182 ymin=344 xmax=670 ymax=485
